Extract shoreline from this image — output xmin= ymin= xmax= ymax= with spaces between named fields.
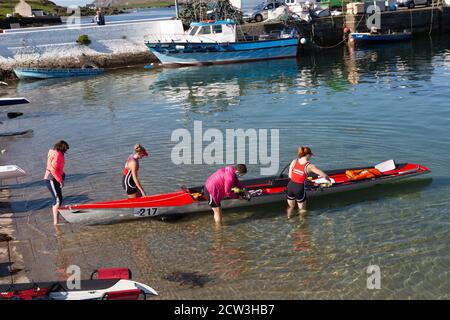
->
xmin=0 ymin=187 xmax=29 ymax=285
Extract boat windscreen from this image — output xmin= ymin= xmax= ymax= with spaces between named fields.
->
xmin=189 ymin=26 xmax=199 ymax=35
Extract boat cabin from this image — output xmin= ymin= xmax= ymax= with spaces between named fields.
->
xmin=185 ymin=20 xmax=237 ymax=43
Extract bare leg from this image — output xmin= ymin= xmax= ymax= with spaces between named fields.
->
xmin=212 ymin=207 xmax=222 ymax=224
xmin=52 ymin=204 xmax=60 ymax=225
xmin=128 ymin=193 xmax=137 ymax=199
xmin=298 ymin=201 xmax=307 ymax=213
xmin=287 ymin=205 xmax=297 ymax=219
xmin=287 ymin=199 xmax=296 ymax=208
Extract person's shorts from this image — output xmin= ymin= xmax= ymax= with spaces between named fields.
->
xmin=287 ymin=180 xmax=306 ymax=203
xmin=204 ymin=187 xmax=220 ymax=208
xmin=122 ymin=172 xmax=138 ymax=195
xmin=46 ymin=178 xmax=63 ymax=206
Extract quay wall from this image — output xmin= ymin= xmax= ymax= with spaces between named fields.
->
xmin=345 ymin=6 xmax=449 ymax=34
xmin=242 ymin=6 xmax=450 ymax=48
xmin=0 ymin=19 xmax=183 ymax=74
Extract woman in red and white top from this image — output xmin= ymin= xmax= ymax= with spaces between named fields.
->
xmin=44 ymin=140 xmax=69 ymax=225
xmin=287 ymin=146 xmax=330 ymax=212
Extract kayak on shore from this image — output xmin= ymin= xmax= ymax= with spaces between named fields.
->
xmin=0 ymin=268 xmax=157 ymax=300
xmin=59 ymin=160 xmax=431 ymax=225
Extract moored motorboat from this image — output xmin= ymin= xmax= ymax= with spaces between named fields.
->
xmin=59 ymin=161 xmax=430 ymax=225
xmin=145 ymin=19 xmax=299 ymax=66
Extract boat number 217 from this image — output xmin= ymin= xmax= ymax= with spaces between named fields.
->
xmin=133 ymin=208 xmax=158 ymax=217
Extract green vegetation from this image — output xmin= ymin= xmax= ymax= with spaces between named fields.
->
xmin=0 ymin=0 xmax=173 ymax=20
xmin=76 ymin=34 xmax=91 ymax=45
xmin=0 ymin=0 xmax=65 ymax=18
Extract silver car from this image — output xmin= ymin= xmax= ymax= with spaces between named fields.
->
xmin=243 ymin=1 xmax=286 ymax=23
xmin=397 ymin=0 xmax=432 ymax=9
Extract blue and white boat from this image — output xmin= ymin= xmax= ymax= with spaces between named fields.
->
xmin=350 ymin=31 xmax=412 ymax=45
xmin=145 ymin=20 xmax=299 ymax=66
xmin=14 ymin=66 xmax=104 ymax=80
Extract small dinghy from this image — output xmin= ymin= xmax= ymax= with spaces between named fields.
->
xmin=350 ymin=29 xmax=412 ymax=45
xmin=14 ymin=65 xmax=104 ymax=80
xmin=0 ymin=165 xmax=27 ymax=180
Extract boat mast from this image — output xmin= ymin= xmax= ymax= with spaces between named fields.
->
xmin=175 ymin=0 xmax=180 ymax=19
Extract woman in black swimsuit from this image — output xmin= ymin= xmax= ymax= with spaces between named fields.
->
xmin=122 ymin=144 xmax=149 ymax=198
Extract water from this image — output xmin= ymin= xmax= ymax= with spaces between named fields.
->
xmin=79 ymin=7 xmax=176 ymax=24
xmin=1 ymin=35 xmax=449 ymax=299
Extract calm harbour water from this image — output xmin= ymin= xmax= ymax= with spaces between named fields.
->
xmin=1 ymin=35 xmax=449 ymax=299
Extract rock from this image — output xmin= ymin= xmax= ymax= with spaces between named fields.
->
xmin=7 ymin=112 xmax=24 ymax=119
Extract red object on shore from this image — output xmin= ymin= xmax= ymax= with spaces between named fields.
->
xmin=90 ymin=268 xmax=132 ymax=280
xmin=103 ymin=289 xmax=142 ymax=300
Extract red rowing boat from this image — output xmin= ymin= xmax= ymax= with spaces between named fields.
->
xmin=59 ymin=160 xmax=430 ymax=224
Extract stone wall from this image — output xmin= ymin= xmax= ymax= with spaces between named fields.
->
xmin=0 ymin=19 xmax=184 ymax=73
xmin=345 ymin=6 xmax=449 ymax=34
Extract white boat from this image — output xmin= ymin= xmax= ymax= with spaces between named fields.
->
xmin=0 ymin=165 xmax=27 ymax=180
xmin=0 ymin=97 xmax=30 ymax=106
xmin=0 ymin=271 xmax=158 ymax=300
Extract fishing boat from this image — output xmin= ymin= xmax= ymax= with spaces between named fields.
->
xmin=0 ymin=268 xmax=158 ymax=300
xmin=145 ymin=19 xmax=299 ymax=66
xmin=350 ymin=31 xmax=412 ymax=45
xmin=59 ymin=160 xmax=430 ymax=225
xmin=0 ymin=97 xmax=30 ymax=106
xmin=14 ymin=66 xmax=104 ymax=80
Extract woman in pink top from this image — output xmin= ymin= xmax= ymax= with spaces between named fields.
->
xmin=44 ymin=140 xmax=69 ymax=225
xmin=204 ymin=164 xmax=249 ymax=224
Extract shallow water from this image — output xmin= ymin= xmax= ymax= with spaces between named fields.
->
xmin=1 ymin=35 xmax=449 ymax=299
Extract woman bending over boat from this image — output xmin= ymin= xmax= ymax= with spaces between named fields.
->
xmin=44 ymin=140 xmax=69 ymax=225
xmin=287 ymin=147 xmax=331 ymax=213
xmin=205 ymin=164 xmax=250 ymax=224
xmin=122 ymin=144 xmax=149 ymax=198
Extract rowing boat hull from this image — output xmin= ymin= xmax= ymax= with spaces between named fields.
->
xmin=59 ymin=163 xmax=430 ymax=225
xmin=14 ymin=68 xmax=104 ymax=80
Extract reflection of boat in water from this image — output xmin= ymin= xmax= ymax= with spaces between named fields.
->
xmin=149 ymin=59 xmax=301 ymax=110
xmin=146 ymin=19 xmax=299 ymax=66
xmin=14 ymin=65 xmax=104 ymax=80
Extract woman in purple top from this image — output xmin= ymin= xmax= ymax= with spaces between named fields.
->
xmin=204 ymin=164 xmax=249 ymax=223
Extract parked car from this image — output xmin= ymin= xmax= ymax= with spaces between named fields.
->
xmin=243 ymin=1 xmax=286 ymax=23
xmin=397 ymin=0 xmax=432 ymax=9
